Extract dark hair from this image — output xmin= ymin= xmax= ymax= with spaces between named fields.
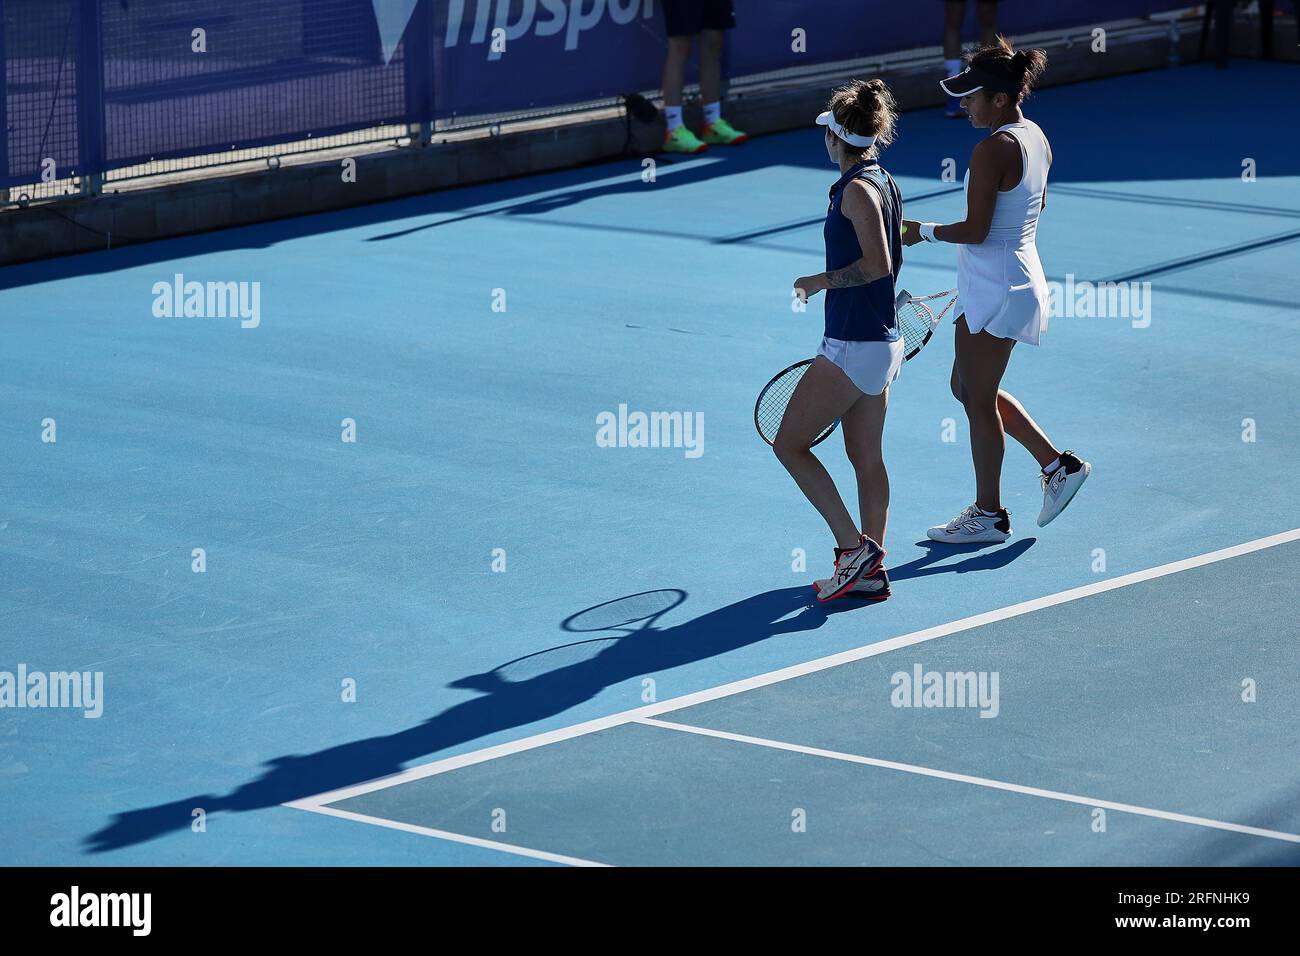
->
xmin=969 ymin=35 xmax=1047 ymax=103
xmin=826 ymin=78 xmax=897 ymax=156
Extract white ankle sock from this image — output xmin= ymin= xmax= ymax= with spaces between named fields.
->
xmin=664 ymin=105 xmax=683 ymax=130
xmin=703 ymin=101 xmax=721 ymax=125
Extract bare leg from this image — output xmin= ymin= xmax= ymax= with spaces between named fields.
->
xmin=841 ymin=389 xmax=890 ymax=547
xmin=698 ymin=29 xmax=724 ymax=105
xmin=943 ymin=1 xmax=964 ymax=60
xmin=773 ymin=357 xmax=865 ymax=550
xmin=997 ymin=390 xmax=1059 ymax=468
xmin=951 ymin=364 xmax=1059 ymax=469
xmin=661 ymin=36 xmax=692 ymax=111
xmin=954 ymin=317 xmax=1016 ymax=512
xmin=977 ymin=1 xmax=998 ymax=46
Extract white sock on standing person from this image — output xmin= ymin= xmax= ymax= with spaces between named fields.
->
xmin=703 ymin=101 xmax=721 ymax=125
xmin=664 ymin=105 xmax=684 ymax=131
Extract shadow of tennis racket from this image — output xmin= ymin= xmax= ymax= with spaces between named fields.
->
xmin=448 ymin=589 xmax=687 ymax=690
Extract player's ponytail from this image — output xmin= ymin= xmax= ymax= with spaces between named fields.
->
xmin=970 ymin=36 xmax=1047 ymax=103
xmin=1010 ymin=47 xmax=1048 ymax=96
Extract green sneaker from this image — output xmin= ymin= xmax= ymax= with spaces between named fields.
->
xmin=663 ymin=124 xmax=708 ymax=154
xmin=701 ymin=118 xmax=749 ymax=146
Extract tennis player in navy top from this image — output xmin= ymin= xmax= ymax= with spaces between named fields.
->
xmin=777 ymin=79 xmax=904 ymax=602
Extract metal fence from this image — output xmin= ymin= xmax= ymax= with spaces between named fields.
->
xmin=3 ymin=0 xmax=425 ymax=201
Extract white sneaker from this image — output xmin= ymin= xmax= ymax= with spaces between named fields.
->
xmin=1037 ymin=451 xmax=1091 ymax=527
xmin=815 ymin=537 xmax=885 ymax=602
xmin=926 ymin=504 xmax=1012 ymax=544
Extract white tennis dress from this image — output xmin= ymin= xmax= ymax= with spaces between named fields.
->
xmin=958 ymin=119 xmax=1051 ymax=345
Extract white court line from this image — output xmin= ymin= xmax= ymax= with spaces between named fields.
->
xmin=638 ymin=718 xmax=1300 ymax=845
xmin=287 ymin=526 xmax=1300 ymax=814
xmin=299 ymin=804 xmax=609 ymax=867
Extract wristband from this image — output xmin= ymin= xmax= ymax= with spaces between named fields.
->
xmin=919 ymin=222 xmax=940 ymax=243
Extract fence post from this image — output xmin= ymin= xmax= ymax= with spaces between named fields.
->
xmin=0 ymin=0 xmax=9 ymax=200
xmin=428 ymin=0 xmax=444 ymax=138
xmin=75 ymin=0 xmax=106 ymax=195
xmin=0 ymin=0 xmax=8 ymax=201
xmin=403 ymin=0 xmax=433 ymax=146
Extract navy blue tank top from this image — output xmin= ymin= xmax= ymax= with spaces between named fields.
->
xmin=823 ymin=159 xmax=902 ymax=342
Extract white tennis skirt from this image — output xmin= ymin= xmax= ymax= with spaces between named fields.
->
xmin=958 ymin=240 xmax=1051 ymax=346
xmin=817 ymin=336 xmax=904 ymax=396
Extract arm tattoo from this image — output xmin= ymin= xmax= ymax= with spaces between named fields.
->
xmin=826 ymin=261 xmax=876 ymax=289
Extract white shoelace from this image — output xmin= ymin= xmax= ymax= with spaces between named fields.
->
xmin=947 ymin=504 xmax=980 ymax=530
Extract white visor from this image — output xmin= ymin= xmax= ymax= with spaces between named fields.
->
xmin=815 ymin=111 xmax=877 ymax=149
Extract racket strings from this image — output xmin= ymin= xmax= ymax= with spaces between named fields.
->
xmin=896 ymin=290 xmax=958 ymax=358
xmin=755 ymin=366 xmax=805 ymax=444
xmin=755 ymin=362 xmax=836 ymax=447
xmin=896 ymin=301 xmax=936 ymax=354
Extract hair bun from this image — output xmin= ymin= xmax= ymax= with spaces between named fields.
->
xmin=827 ymin=78 xmax=898 ymax=151
xmin=970 ymin=38 xmax=1046 ymax=100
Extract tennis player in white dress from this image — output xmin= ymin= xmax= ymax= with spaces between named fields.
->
xmin=904 ymin=37 xmax=1090 ymax=543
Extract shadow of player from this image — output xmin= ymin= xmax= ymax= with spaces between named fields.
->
xmin=83 ymin=583 xmax=875 ymax=854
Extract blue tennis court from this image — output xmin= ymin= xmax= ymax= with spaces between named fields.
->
xmin=2 ymin=60 xmax=1298 ymax=866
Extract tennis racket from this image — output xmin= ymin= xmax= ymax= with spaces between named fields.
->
xmin=753 ymin=287 xmax=960 ymax=446
xmin=754 ymin=359 xmax=837 ymax=447
xmin=450 ymin=589 xmax=686 ymax=688
xmin=895 ymin=287 xmax=960 ymax=360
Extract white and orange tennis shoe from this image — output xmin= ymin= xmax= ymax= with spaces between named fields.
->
xmin=813 ymin=566 xmax=891 ymax=601
xmin=815 ymin=536 xmax=885 ymax=602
